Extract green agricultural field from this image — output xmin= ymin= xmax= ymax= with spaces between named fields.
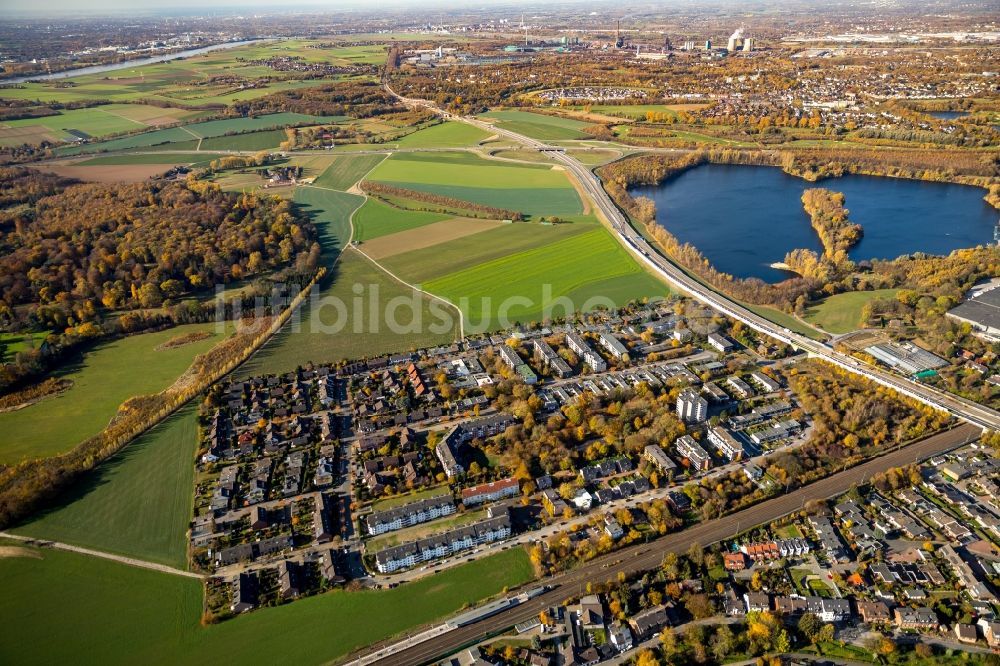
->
xmin=230 ymin=164 xmax=455 ymax=376
xmin=423 ymin=227 xmax=666 ymax=328
xmin=567 ymin=148 xmax=624 ymax=166
xmin=352 ymin=197 xmax=450 ymax=241
xmin=368 ymin=151 xmax=583 ymax=217
xmin=0 ymin=103 xmax=204 ymax=146
xmin=198 ymin=128 xmax=287 ymax=151
xmin=11 ymin=405 xmax=198 ymax=569
xmin=236 ymin=248 xmax=458 ymax=376
xmin=0 ymin=543 xmax=204 ymax=665
xmin=482 ymin=110 xmax=592 ymax=141
xmin=295 ymin=185 xmax=363 ymax=254
xmin=57 ymin=112 xmax=332 ymax=155
xmin=56 ymin=125 xmax=200 ymax=155
xmin=0 ymin=40 xmax=369 ymax=107
xmin=380 ymin=221 xmax=591 ymax=285
xmin=0 ymin=545 xmax=533 ymax=666
xmin=312 ymin=153 xmax=386 ymax=191
xmin=804 ymin=288 xmax=902 ymax=334
xmin=394 ymin=121 xmax=493 ymax=148
xmin=0 ymin=323 xmax=229 ymax=464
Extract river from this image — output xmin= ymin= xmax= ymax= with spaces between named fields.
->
xmin=2 ymin=40 xmax=265 ymax=85
xmin=631 ymin=164 xmax=998 ymax=283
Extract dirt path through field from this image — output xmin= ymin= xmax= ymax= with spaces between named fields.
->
xmin=0 ymin=531 xmax=203 ymax=578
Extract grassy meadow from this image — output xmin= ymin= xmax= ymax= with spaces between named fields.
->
xmin=394 ymin=121 xmax=493 ymax=148
xmin=0 ymin=103 xmax=205 ymax=146
xmin=367 ymin=151 xmax=583 ymax=217
xmin=423 ymin=226 xmax=667 ymax=327
xmin=352 ymin=197 xmax=450 ymax=241
xmin=11 ymin=404 xmax=199 ymax=569
xmin=57 ymin=112 xmax=330 ymax=155
xmin=804 ymin=288 xmax=902 ymax=334
xmin=0 ymin=543 xmax=532 ymax=665
xmin=311 ymin=153 xmax=386 ymax=191
xmin=0 ymin=323 xmax=229 ymax=464
xmin=482 ymin=110 xmax=592 ymax=141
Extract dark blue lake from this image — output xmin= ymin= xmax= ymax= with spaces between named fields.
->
xmin=630 ymin=164 xmax=998 ymax=283
xmin=928 ymin=111 xmax=969 ymax=120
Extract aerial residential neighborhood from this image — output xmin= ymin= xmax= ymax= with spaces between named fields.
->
xmin=2 ymin=1 xmax=1000 ymax=665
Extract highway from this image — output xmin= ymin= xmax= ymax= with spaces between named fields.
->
xmin=353 ymin=423 xmax=980 ymax=666
xmin=385 ymin=84 xmax=1000 ymax=432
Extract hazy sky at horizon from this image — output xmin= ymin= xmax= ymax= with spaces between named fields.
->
xmin=0 ymin=0 xmax=568 ymax=18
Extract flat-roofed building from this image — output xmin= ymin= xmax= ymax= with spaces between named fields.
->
xmin=676 ymin=387 xmax=708 ymax=423
xmin=707 ymin=426 xmax=744 ymax=461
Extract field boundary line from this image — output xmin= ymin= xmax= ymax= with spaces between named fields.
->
xmin=352 ymin=245 xmax=465 ymax=341
xmin=94 ymin=107 xmax=150 ymax=128
xmin=179 ymin=125 xmax=202 ymax=141
xmin=305 ymin=152 xmax=465 ymax=341
xmin=0 ymin=531 xmax=203 ymax=579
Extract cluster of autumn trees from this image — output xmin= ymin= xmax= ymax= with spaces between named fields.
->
xmin=783 ymin=188 xmax=862 ymax=281
xmin=0 ymin=170 xmax=319 ymax=328
xmin=234 ymin=80 xmax=406 ymax=119
xmin=361 ymin=182 xmax=525 ymax=221
xmin=0 ymin=265 xmax=327 ymax=529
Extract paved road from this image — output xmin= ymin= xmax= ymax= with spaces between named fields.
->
xmin=0 ymin=531 xmax=203 ymax=579
xmin=351 ymin=423 xmax=979 ymax=666
xmin=384 ymin=84 xmax=1000 ymax=433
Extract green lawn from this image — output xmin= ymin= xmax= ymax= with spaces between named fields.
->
xmin=0 ymin=543 xmax=533 ymax=665
xmin=744 ymin=304 xmax=827 ymax=340
xmin=803 ymin=289 xmax=902 ymax=334
xmin=482 ymin=110 xmax=592 ymax=141
xmin=368 ymin=151 xmax=583 ymax=217
xmin=0 ymin=323 xmax=229 ymax=465
xmin=423 ymin=226 xmax=667 ymax=328
xmin=369 ymin=485 xmax=453 ymax=511
xmin=312 ymin=153 xmax=386 ymax=191
xmin=367 ymin=509 xmax=488 ymax=550
xmin=11 ymin=404 xmax=198 ymax=569
xmin=394 ymin=121 xmax=492 ymax=148
xmin=0 ymin=330 xmax=51 ymax=361
xmin=352 ymin=197 xmax=450 ymax=241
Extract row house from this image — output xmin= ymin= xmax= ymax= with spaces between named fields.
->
xmin=374 ymin=515 xmax=512 ymax=573
xmin=365 ymin=496 xmax=456 ymax=535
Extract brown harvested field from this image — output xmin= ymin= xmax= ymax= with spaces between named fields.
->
xmin=0 ymin=125 xmax=61 ymax=146
xmin=35 ymin=163 xmax=175 ymax=183
xmin=143 ymin=115 xmax=186 ymax=126
xmin=359 ymin=217 xmax=505 ymax=260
